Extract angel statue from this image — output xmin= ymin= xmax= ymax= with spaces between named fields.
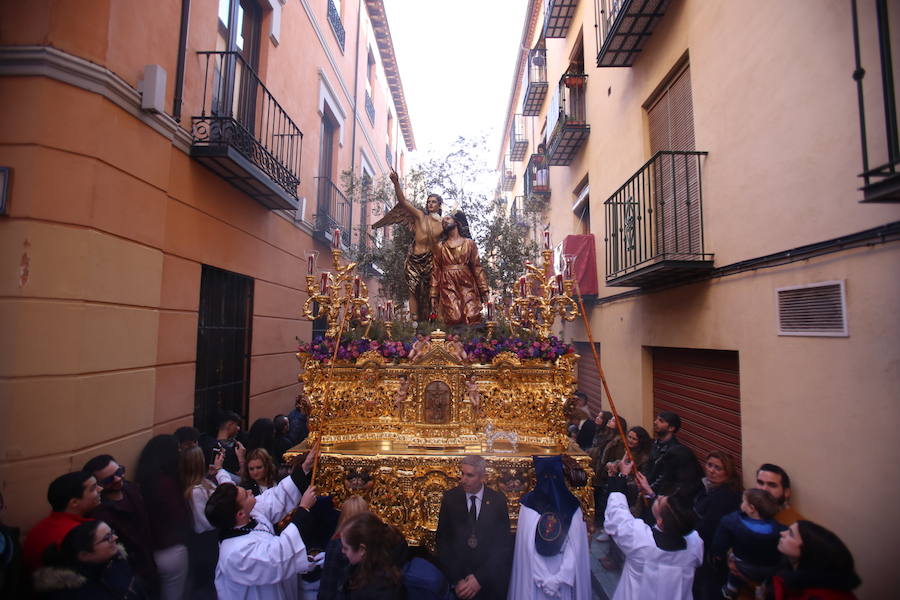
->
xmin=371 ymin=169 xmax=444 ymax=322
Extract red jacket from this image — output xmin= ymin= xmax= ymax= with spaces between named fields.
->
xmin=22 ymin=512 xmax=92 ymax=571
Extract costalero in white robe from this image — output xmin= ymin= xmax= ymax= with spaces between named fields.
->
xmin=507 ymin=505 xmax=592 ymax=600
xmin=604 ymin=491 xmax=703 ymax=600
xmin=215 ymin=475 xmax=313 ymax=600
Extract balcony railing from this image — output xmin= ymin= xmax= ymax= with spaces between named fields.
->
xmin=315 ymin=176 xmax=351 ymax=247
xmin=597 ymin=0 xmax=673 ymax=68
xmin=604 ymin=151 xmax=713 ymax=287
xmin=851 ymin=0 xmax=900 ymax=202
xmin=509 ymin=114 xmax=528 ymax=161
xmin=327 ymin=0 xmax=346 ymax=51
xmin=525 ymin=152 xmax=550 ymax=198
xmin=511 ymin=195 xmax=528 ymax=226
xmin=544 ymin=0 xmax=579 ymax=38
xmin=501 ymin=154 xmax=516 ymax=191
xmin=547 ymin=73 xmax=590 ymax=166
xmin=522 ymin=48 xmax=548 ymax=116
xmin=191 ymin=51 xmax=303 ymax=210
xmin=364 ymin=90 xmax=376 ymax=126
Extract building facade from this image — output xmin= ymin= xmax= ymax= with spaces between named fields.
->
xmin=0 ymin=0 xmax=414 ymax=530
xmin=497 ymin=0 xmax=899 ymax=595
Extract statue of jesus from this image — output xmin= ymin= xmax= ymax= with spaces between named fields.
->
xmin=371 ymin=169 xmax=444 ymax=322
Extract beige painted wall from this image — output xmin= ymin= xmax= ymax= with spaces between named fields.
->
xmin=502 ymin=1 xmax=900 ymax=596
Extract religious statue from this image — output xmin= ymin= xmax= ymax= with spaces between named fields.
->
xmin=394 ymin=374 xmax=410 ymax=416
xmin=429 ymin=211 xmax=490 ymax=327
xmin=371 ymin=169 xmax=444 ymax=322
xmin=407 ymin=334 xmax=431 ymax=361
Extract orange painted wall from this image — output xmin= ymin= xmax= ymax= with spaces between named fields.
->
xmin=0 ymin=0 xmax=412 ymax=532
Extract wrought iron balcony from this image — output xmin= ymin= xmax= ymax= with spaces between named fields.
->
xmin=191 ymin=51 xmax=303 ymax=210
xmin=327 ymin=0 xmax=346 ymax=51
xmin=604 ymin=151 xmax=714 ymax=287
xmin=525 ymin=153 xmax=551 ymax=198
xmin=523 ymin=48 xmax=548 ymax=116
xmin=547 ymin=73 xmax=589 ymax=166
xmin=364 ymin=90 xmax=376 ymax=126
xmin=852 ymin=0 xmax=899 ymax=202
xmin=597 ymin=0 xmax=673 ymax=67
xmin=511 ymin=195 xmax=528 ymax=226
xmin=509 ymin=114 xmax=528 ymax=161
xmin=501 ymin=154 xmax=516 ymax=191
xmin=544 ymin=0 xmax=579 ymax=38
xmin=314 ymin=176 xmax=351 ymax=248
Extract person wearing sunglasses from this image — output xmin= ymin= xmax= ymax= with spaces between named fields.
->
xmin=83 ymin=455 xmax=158 ymax=595
xmin=33 ymin=519 xmax=148 ymax=599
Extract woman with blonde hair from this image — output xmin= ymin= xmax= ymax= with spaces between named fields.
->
xmin=179 ymin=445 xmax=231 ymax=598
xmin=240 ymin=447 xmax=278 ymax=496
xmin=319 ymin=496 xmax=371 ymax=600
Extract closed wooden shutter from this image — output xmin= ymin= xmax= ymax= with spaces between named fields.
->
xmin=652 ymin=347 xmax=741 ymax=472
xmin=575 ymin=342 xmax=603 ymax=415
xmin=647 ymin=65 xmax=700 ymax=258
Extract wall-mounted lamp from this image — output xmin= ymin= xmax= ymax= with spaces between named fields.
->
xmin=0 ymin=167 xmax=10 ymax=216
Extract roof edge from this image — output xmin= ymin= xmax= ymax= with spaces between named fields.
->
xmin=365 ymin=0 xmax=416 ymax=151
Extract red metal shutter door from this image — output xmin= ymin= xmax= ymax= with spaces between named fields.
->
xmin=575 ymin=342 xmax=603 ymax=416
xmin=652 ymin=347 xmax=742 ymax=472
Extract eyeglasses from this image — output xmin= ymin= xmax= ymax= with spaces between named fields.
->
xmin=97 ymin=466 xmax=126 ymax=487
xmin=98 ymin=529 xmax=117 ymax=544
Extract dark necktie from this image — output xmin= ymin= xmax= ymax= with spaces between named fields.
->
xmin=468 ymin=495 xmax=477 ymax=523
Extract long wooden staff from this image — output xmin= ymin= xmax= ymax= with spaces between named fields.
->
xmin=571 ymin=277 xmax=635 ymax=467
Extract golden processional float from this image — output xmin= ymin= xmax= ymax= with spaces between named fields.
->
xmin=286 ymin=230 xmax=594 ymax=549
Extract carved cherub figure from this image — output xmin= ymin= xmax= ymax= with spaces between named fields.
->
xmin=465 ymin=373 xmax=481 ymax=414
xmin=394 ymin=375 xmax=410 ymax=416
xmin=408 ymin=334 xmax=431 ymax=361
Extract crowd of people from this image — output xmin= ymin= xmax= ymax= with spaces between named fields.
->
xmin=568 ymin=402 xmax=861 ymax=600
xmin=0 ymin=394 xmax=862 ymax=600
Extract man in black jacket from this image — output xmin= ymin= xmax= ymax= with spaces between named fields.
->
xmin=83 ymin=454 xmax=158 ymax=593
xmin=436 ymin=455 xmax=512 ymax=600
xmin=644 ymin=412 xmax=703 ymax=500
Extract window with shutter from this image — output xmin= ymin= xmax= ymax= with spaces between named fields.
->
xmin=647 ymin=64 xmax=701 ymax=258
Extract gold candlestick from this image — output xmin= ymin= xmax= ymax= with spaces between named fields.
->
xmin=302 ymin=247 xmax=372 ymax=339
xmin=507 ymin=249 xmax=578 ymax=339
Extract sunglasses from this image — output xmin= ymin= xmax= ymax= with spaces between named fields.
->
xmin=97 ymin=466 xmax=126 ymax=487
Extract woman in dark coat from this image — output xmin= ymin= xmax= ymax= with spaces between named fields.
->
xmin=692 ymin=450 xmax=742 ymax=599
xmin=33 ymin=520 xmax=147 ymax=599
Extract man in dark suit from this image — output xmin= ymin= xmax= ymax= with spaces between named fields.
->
xmin=436 ymin=455 xmax=512 ymax=600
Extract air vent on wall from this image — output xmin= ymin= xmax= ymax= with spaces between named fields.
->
xmin=776 ymin=280 xmax=847 ymax=337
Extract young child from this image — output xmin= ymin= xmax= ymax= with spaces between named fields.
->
xmin=711 ymin=488 xmax=787 ymax=599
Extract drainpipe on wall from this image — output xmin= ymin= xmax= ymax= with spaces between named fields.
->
xmin=347 ymin=0 xmax=364 ymax=242
xmin=173 ymin=0 xmax=192 ymax=122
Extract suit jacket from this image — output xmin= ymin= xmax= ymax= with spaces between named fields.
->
xmin=436 ymin=485 xmax=512 ymax=600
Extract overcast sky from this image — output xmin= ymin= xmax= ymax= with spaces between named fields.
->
xmin=382 ymin=0 xmax=528 ymax=183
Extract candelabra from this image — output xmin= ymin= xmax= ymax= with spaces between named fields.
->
xmin=507 ymin=249 xmax=578 ymax=339
xmin=302 ymin=232 xmax=371 ymax=339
